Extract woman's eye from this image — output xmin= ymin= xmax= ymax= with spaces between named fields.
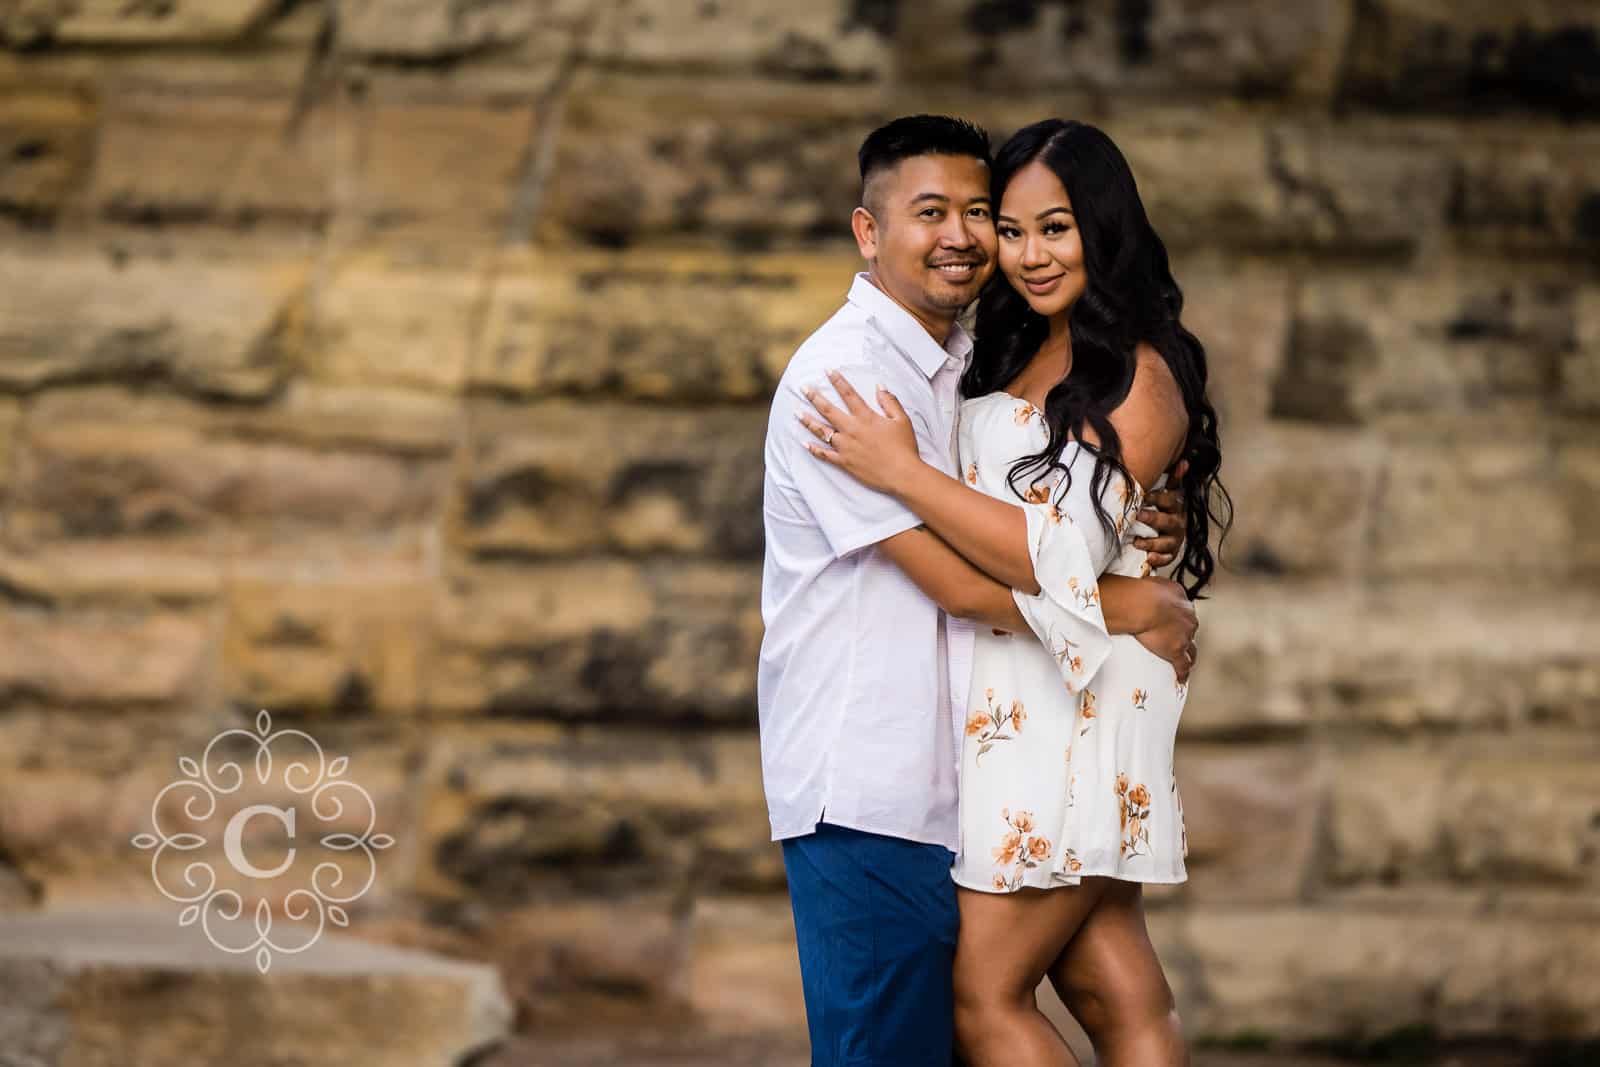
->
xmin=1043 ymin=223 xmax=1069 ymax=236
xmin=997 ymin=226 xmax=1019 ymax=239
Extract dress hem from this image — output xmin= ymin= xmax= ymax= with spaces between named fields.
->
xmin=951 ymin=870 xmax=1189 ymax=894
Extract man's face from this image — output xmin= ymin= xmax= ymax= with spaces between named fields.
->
xmin=854 ymin=154 xmax=998 ymax=335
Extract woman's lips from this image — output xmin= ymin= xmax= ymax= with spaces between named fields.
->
xmin=1023 ymin=273 xmax=1065 ymax=294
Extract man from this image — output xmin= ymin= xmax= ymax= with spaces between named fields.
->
xmin=757 ymin=115 xmax=1194 ymax=1066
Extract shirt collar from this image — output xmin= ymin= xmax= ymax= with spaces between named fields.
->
xmin=847 ymin=272 xmax=974 ymax=380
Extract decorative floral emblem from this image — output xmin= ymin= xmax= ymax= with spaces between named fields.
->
xmin=131 ymin=710 xmax=394 ymax=974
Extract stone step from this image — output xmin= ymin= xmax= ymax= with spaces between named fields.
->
xmin=0 ymin=909 xmax=511 ymax=1067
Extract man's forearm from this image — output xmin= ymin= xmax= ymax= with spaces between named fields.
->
xmin=893 ymin=463 xmax=1041 ymax=595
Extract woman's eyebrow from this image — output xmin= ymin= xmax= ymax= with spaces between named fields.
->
xmin=1036 ymin=206 xmax=1073 ymax=221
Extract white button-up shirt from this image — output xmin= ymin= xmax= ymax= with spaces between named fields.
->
xmin=758 ymin=273 xmax=977 ymax=852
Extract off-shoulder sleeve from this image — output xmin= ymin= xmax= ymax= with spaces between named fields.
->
xmin=965 ymin=399 xmax=1143 ymax=694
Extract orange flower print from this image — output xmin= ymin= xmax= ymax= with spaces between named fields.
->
xmin=1013 ymin=402 xmax=1038 ymax=425
xmin=969 ymin=690 xmax=1026 ymax=763
xmin=1023 ymin=482 xmax=1051 ymax=505
xmin=1115 ymin=774 xmax=1153 ymax=859
xmin=1060 ymin=848 xmax=1083 ymax=874
xmin=1047 ymin=627 xmax=1084 ymax=683
xmin=1048 ymin=504 xmax=1064 ymax=525
xmin=1067 ymin=575 xmax=1100 ymax=613
xmin=1078 ymin=688 xmax=1097 ymax=737
xmin=1132 ymin=688 xmax=1149 ymax=713
xmin=992 ymin=808 xmax=1052 ymax=890
xmin=965 ymin=461 xmax=978 ymax=486
xmin=992 ymin=829 xmax=1023 ymax=867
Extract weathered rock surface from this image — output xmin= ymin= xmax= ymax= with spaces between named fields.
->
xmin=0 ymin=909 xmax=511 ymax=1066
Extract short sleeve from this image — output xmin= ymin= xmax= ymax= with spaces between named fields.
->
xmin=965 ymin=400 xmax=1143 ymax=694
xmin=772 ymin=359 xmax=923 ymax=559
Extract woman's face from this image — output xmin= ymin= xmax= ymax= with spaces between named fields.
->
xmin=997 ymin=159 xmax=1087 ymax=319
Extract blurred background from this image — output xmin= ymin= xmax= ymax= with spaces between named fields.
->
xmin=0 ymin=1 xmax=1597 ymax=1065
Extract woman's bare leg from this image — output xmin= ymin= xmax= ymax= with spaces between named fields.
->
xmin=1046 ymin=881 xmax=1187 ymax=1066
xmin=953 ymin=879 xmax=1109 ymax=1067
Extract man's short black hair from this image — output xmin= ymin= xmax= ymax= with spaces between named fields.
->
xmin=858 ymin=114 xmax=992 ymax=216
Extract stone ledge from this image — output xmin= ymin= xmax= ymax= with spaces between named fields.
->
xmin=0 ymin=908 xmax=511 ymax=1066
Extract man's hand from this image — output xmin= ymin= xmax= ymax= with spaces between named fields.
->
xmin=1129 ymin=577 xmax=1198 ymax=683
xmin=1132 ymin=460 xmax=1188 ymax=569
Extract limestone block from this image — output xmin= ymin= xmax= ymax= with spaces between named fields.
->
xmin=1565 ymin=284 xmax=1600 ymax=415
xmin=300 ymin=250 xmax=481 ymax=393
xmin=1329 ymin=739 xmax=1600 ymax=887
xmin=1447 ymin=122 xmax=1600 ymax=254
xmin=336 ymin=0 xmax=546 ymax=59
xmin=0 ymin=713 xmax=420 ymax=909
xmin=413 ymin=724 xmax=774 ymax=902
xmin=1108 ymin=113 xmax=1451 ymax=256
xmin=8 ymin=400 xmax=450 ymax=560
xmin=1216 ymin=423 xmax=1384 ymax=579
xmin=223 ymin=576 xmax=434 ymax=715
xmin=543 ymin=74 xmax=870 ymax=248
xmin=1275 ymin=269 xmax=1578 ymax=425
xmin=590 ymin=0 xmax=888 ymax=80
xmin=1172 ymin=256 xmax=1293 ymax=430
xmin=686 ymin=894 xmax=805 ymax=1034
xmin=0 ymin=87 xmax=94 ymax=219
xmin=472 ymin=248 xmax=856 ymax=401
xmin=0 ymin=242 xmax=306 ymax=399
xmin=0 ymin=910 xmax=510 ymax=1066
xmin=487 ymin=893 xmax=689 ymax=1026
xmin=1168 ymin=743 xmax=1326 ymax=905
xmin=89 ymin=80 xmax=532 ymax=236
xmin=1182 ymin=581 xmax=1600 ymax=734
xmin=0 ymin=605 xmax=211 ymax=710
xmin=352 ymin=92 xmax=533 ymax=238
xmin=431 ymin=560 xmax=744 ymax=719
xmin=455 ymin=400 xmax=767 ymax=559
xmin=892 ymin=0 xmax=1349 ymax=100
xmin=1173 ymin=905 xmax=1600 ymax=1042
xmin=91 ymin=88 xmax=333 ymax=226
xmin=0 ymin=0 xmax=280 ymax=45
xmin=1339 ymin=0 xmax=1600 ymax=116
xmin=1371 ymin=428 xmax=1580 ymax=581
xmin=0 ymin=395 xmax=17 ymax=501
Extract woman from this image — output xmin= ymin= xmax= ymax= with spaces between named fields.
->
xmin=798 ymin=120 xmax=1230 ymax=1066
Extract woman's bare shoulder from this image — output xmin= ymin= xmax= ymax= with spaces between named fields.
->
xmin=1109 ymin=342 xmax=1189 ymax=488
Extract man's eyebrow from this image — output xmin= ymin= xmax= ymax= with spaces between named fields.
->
xmin=910 ymin=192 xmax=950 ymax=205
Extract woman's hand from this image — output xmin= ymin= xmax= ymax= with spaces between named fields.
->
xmin=1127 ymin=576 xmax=1199 ymax=683
xmin=798 ymin=369 xmax=926 ymax=496
xmin=1133 ymin=460 xmax=1188 ymax=569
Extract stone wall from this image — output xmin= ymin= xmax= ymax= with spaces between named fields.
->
xmin=1 ymin=0 xmax=1597 ymax=1055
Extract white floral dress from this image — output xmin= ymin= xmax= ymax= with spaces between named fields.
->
xmin=952 ymin=392 xmax=1188 ymax=893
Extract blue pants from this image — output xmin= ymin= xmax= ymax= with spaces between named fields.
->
xmin=782 ymin=822 xmax=960 ymax=1067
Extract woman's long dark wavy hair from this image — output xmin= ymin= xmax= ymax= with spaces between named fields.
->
xmin=962 ymin=119 xmax=1231 ymax=598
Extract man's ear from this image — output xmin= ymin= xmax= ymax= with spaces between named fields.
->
xmin=851 ymin=206 xmax=878 ymax=262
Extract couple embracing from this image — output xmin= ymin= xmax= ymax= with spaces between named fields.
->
xmin=756 ymin=114 xmax=1230 ymax=1067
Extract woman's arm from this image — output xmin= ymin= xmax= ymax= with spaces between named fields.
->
xmin=876 ymin=526 xmax=1030 ymax=632
xmin=801 ymin=356 xmax=1186 ymax=588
